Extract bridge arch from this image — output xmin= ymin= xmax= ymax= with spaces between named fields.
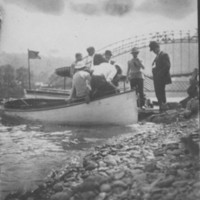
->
xmin=94 ymin=29 xmax=198 ymax=94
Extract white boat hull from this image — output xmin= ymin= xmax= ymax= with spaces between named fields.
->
xmin=3 ymin=91 xmax=138 ymax=125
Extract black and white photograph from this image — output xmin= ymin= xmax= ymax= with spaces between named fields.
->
xmin=0 ymin=0 xmax=199 ymax=199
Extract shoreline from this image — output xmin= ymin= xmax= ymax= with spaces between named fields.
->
xmin=4 ymin=107 xmax=199 ymax=200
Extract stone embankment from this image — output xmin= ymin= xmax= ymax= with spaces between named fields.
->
xmin=5 ymin=98 xmax=200 ymax=200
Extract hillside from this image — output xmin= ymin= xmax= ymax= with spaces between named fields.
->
xmin=0 ymin=52 xmax=73 ymax=83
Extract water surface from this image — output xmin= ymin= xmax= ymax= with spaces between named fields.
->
xmin=0 ymin=119 xmax=135 ymax=199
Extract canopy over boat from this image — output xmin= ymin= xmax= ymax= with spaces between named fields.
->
xmin=55 ymin=66 xmax=71 ymax=77
xmin=3 ymin=90 xmax=138 ymax=126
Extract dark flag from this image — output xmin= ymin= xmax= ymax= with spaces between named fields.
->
xmin=27 ymin=49 xmax=41 ymax=89
xmin=28 ymin=49 xmax=41 ymax=59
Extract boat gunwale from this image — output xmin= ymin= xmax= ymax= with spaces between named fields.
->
xmin=4 ymin=90 xmax=135 ymax=113
xmin=26 ymin=89 xmax=70 ymax=96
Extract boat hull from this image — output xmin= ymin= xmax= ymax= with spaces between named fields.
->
xmin=3 ymin=91 xmax=138 ymax=125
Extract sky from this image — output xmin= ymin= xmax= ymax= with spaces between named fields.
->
xmin=0 ymin=0 xmax=198 ymax=59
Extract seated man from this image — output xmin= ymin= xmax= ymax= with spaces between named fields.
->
xmin=90 ymin=54 xmax=119 ymax=99
xmin=180 ymin=68 xmax=199 ymax=108
xmin=70 ymin=53 xmax=83 ymax=77
xmin=187 ymin=68 xmax=199 ymax=98
xmin=69 ymin=61 xmax=91 ymax=103
xmin=112 ymin=64 xmax=123 ymax=87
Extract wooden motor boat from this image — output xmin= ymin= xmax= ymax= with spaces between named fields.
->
xmin=3 ymin=90 xmax=138 ymax=126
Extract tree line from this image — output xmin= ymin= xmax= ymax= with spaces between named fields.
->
xmin=0 ymin=64 xmax=73 ymax=99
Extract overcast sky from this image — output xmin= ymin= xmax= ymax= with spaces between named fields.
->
xmin=0 ymin=0 xmax=198 ymax=58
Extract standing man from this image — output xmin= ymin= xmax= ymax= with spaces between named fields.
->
xmin=149 ymin=41 xmax=172 ymax=112
xmin=86 ymin=46 xmax=96 ymax=70
xmin=104 ymin=50 xmax=115 ymax=65
xmin=127 ymin=47 xmax=145 ymax=108
xmin=86 ymin=46 xmax=108 ymax=70
xmin=86 ymin=47 xmax=96 ymax=69
xmin=104 ymin=50 xmax=123 ymax=86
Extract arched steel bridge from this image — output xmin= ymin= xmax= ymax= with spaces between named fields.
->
xmin=93 ymin=29 xmax=198 ymax=95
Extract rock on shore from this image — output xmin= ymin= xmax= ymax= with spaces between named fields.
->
xmin=5 ymin=111 xmax=200 ymax=200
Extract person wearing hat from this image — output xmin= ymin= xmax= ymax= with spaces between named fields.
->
xmin=69 ymin=61 xmax=91 ymax=103
xmin=149 ymin=41 xmax=172 ymax=112
xmin=70 ymin=53 xmax=83 ymax=77
xmin=127 ymin=47 xmax=145 ymax=108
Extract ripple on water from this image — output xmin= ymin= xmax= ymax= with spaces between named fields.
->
xmin=0 ymin=121 xmax=136 ymax=199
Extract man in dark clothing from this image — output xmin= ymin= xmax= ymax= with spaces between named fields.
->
xmin=149 ymin=41 xmax=172 ymax=112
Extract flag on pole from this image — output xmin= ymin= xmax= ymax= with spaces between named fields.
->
xmin=28 ymin=49 xmax=41 ymax=59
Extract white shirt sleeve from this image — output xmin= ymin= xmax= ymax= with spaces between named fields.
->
xmin=105 ymin=65 xmax=117 ymax=82
xmin=85 ymin=55 xmax=94 ymax=69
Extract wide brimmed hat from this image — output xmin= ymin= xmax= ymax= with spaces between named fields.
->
xmin=131 ymin=47 xmax=139 ymax=54
xmin=75 ymin=61 xmax=86 ymax=69
xmin=149 ymin=41 xmax=159 ymax=51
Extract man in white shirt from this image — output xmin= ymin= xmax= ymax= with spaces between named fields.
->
xmin=86 ymin=46 xmax=107 ymax=70
xmin=85 ymin=46 xmax=96 ymax=70
xmin=91 ymin=55 xmax=119 ymax=98
xmin=104 ymin=50 xmax=123 ymax=86
xmin=92 ymin=63 xmax=117 ymax=83
xmin=69 ymin=61 xmax=91 ymax=103
xmin=70 ymin=53 xmax=82 ymax=77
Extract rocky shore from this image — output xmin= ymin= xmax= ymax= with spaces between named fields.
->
xmin=4 ymin=102 xmax=200 ymax=200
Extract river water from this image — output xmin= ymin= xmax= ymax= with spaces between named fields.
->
xmin=0 ymin=118 xmax=135 ymax=200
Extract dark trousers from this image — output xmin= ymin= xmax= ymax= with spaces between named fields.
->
xmin=153 ymin=80 xmax=166 ymax=106
xmin=130 ymin=78 xmax=145 ymax=107
xmin=91 ymin=76 xmax=115 ymax=99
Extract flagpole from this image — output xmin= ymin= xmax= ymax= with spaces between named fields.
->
xmin=64 ymin=77 xmax=66 ymax=89
xmin=28 ymin=49 xmax=31 ymax=90
xmin=27 ymin=49 xmax=41 ymax=90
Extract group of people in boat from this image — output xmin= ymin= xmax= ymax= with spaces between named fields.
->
xmin=68 ymin=41 xmax=176 ymax=112
xmin=68 ymin=46 xmax=122 ymax=103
